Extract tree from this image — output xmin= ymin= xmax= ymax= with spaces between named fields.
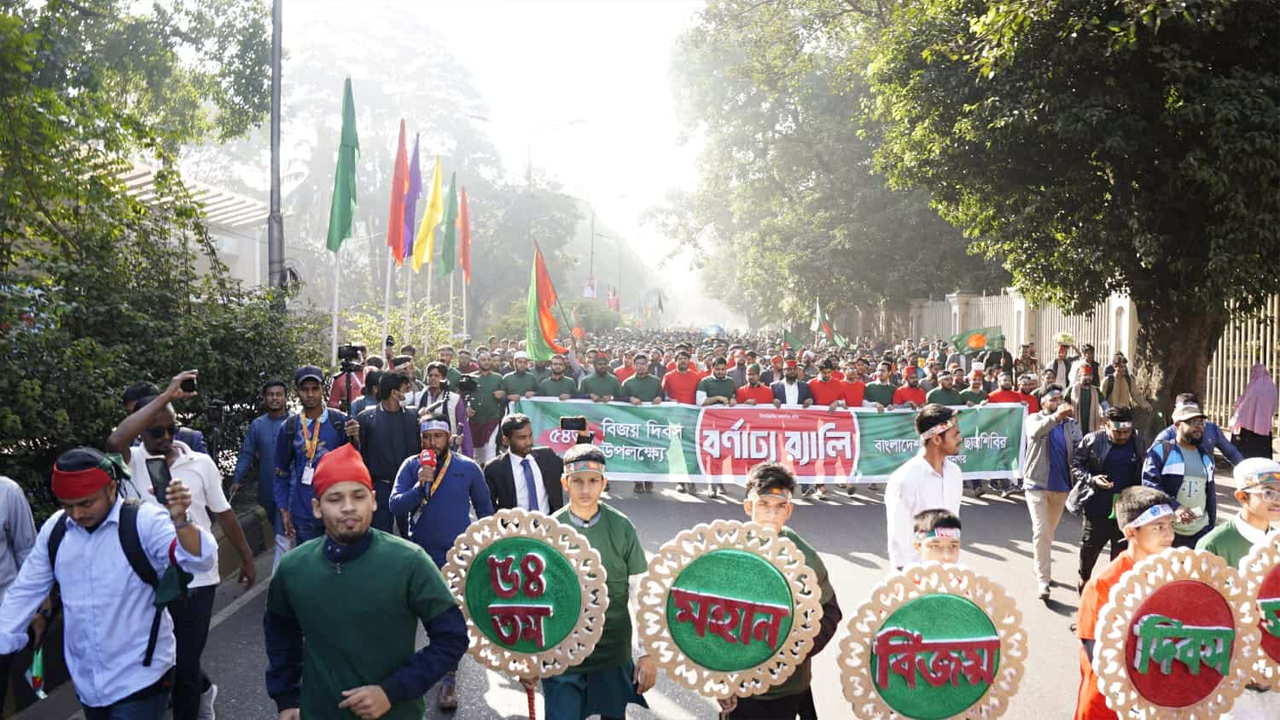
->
xmin=651 ymin=0 xmax=1008 ymax=329
xmin=863 ymin=0 xmax=1280 ymax=428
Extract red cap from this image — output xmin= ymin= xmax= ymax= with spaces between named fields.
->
xmin=971 ymin=369 xmax=983 ymax=378
xmin=904 ymin=367 xmax=918 ymax=378
xmin=771 ymin=355 xmax=783 ymax=364
xmin=948 ymin=363 xmax=960 ymax=371
xmin=784 ymin=359 xmax=798 ymax=368
xmin=1081 ymin=365 xmax=1094 ymax=376
xmin=312 ymin=444 xmax=373 ymax=498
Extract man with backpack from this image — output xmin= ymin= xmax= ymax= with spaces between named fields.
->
xmin=274 ymin=365 xmax=350 ymax=546
xmin=0 ymin=446 xmax=217 ymax=719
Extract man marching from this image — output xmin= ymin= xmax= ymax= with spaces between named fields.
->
xmin=884 ymin=404 xmax=964 ymax=570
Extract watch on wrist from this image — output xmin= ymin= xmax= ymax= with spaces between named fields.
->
xmin=172 ymin=510 xmax=193 ymax=529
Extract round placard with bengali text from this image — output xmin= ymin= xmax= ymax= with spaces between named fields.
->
xmin=1093 ymin=548 xmax=1260 ymax=718
xmin=837 ymin=563 xmax=1027 ymax=719
xmin=636 ymin=520 xmax=823 ymax=699
xmin=442 ymin=509 xmax=609 ymax=679
xmin=1240 ymin=533 xmax=1280 ymax=691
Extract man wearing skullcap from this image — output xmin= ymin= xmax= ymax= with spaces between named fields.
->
xmin=1067 ymin=364 xmax=1102 ymax=434
xmin=265 ymin=443 xmax=467 ymax=720
xmin=0 ymin=446 xmax=216 ymax=718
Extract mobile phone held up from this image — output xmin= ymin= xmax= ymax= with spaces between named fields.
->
xmin=559 ymin=416 xmax=588 ymax=432
xmin=145 ymin=457 xmax=172 ymax=504
xmin=181 ymin=376 xmax=197 ymax=393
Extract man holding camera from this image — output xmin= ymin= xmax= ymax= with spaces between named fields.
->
xmin=347 ymin=372 xmax=418 ymax=535
xmin=328 ymin=344 xmax=366 ymax=411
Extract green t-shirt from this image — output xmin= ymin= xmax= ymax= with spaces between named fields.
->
xmin=551 ymin=503 xmax=646 ymax=673
xmin=445 ymin=366 xmax=462 ymax=388
xmin=863 ymin=381 xmax=896 ymax=407
xmin=620 ymin=374 xmax=663 ymax=402
xmin=766 ymin=528 xmax=836 ymax=699
xmin=538 ymin=375 xmax=578 ymax=398
xmin=1175 ymin=447 xmax=1210 ymax=536
xmin=533 ymin=366 xmax=551 ymax=382
xmin=959 ymin=388 xmax=988 ymax=404
xmin=1195 ymin=518 xmax=1256 ymax=569
xmin=501 ymin=371 xmax=539 ymax=398
xmin=926 ymin=387 xmax=965 ymax=406
xmin=468 ymin=371 xmax=504 ymax=423
xmin=579 ymin=371 xmax=622 ymax=399
xmin=697 ymin=376 xmax=737 ymax=403
xmin=267 ymin=531 xmax=457 ymax=720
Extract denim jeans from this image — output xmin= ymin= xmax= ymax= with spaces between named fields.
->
xmin=81 ymin=676 xmax=171 ymax=720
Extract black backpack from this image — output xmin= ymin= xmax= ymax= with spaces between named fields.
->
xmin=47 ymin=498 xmax=167 ymax=666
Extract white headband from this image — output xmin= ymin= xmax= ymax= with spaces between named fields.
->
xmin=1110 ymin=421 xmax=1133 ymax=430
xmin=1126 ymin=504 xmax=1174 ymax=530
xmin=920 ymin=418 xmax=956 ymax=441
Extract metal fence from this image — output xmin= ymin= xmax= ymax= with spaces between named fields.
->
xmin=1204 ymin=296 xmax=1280 ymax=427
xmin=1033 ymin=298 xmax=1114 ymax=361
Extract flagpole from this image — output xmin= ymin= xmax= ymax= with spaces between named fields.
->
xmin=330 ymin=247 xmax=341 ymax=366
xmin=448 ymin=271 xmax=456 ymax=341
xmin=462 ymin=278 xmax=468 ymax=341
xmin=381 ymin=254 xmax=393 ymax=347
xmin=403 ymin=263 xmax=412 ymax=340
xmin=424 ymin=264 xmax=434 ymax=352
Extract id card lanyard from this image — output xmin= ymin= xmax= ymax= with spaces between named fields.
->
xmin=300 ymin=416 xmax=322 ymax=486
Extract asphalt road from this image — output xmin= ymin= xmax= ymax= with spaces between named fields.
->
xmin=21 ymin=479 xmax=1244 ymax=720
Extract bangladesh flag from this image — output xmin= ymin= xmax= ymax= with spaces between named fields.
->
xmin=950 ymin=326 xmax=1005 ymax=352
xmin=526 ymin=244 xmax=568 ymax=361
xmin=810 ymin=298 xmax=835 ymax=343
xmin=782 ymin=329 xmax=804 ymax=350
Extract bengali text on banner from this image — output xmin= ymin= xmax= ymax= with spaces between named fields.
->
xmin=511 ymin=399 xmax=1026 ymax=484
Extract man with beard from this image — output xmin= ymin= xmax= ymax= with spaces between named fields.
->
xmin=1023 ymin=386 xmax=1081 ymax=600
xmin=537 ymin=354 xmax=579 ymax=400
xmin=884 ymin=404 xmax=965 ymax=569
xmin=1142 ymin=402 xmax=1219 ymax=548
xmin=807 ymin=358 xmax=847 ymax=410
xmin=485 ymin=413 xmax=565 ymax=510
xmin=986 ymin=371 xmax=1022 ymax=405
xmin=389 ymin=412 xmax=493 ymax=710
xmin=735 ymin=364 xmax=775 ymax=406
xmin=467 ymin=350 xmax=506 ymax=464
xmin=696 ymin=357 xmax=736 ymax=497
xmin=863 ymin=361 xmax=897 ymax=409
xmin=959 ymin=369 xmax=988 ymax=406
xmin=265 ymin=444 xmax=467 ymax=720
xmin=759 ymin=354 xmax=784 ymax=385
xmin=925 ymin=370 xmax=965 ymax=406
xmin=660 ymin=349 xmax=702 ymax=406
xmin=1017 ymin=373 xmax=1042 ymax=413
xmin=347 ymin=372 xmax=418 ymax=535
xmin=1071 ymin=407 xmax=1143 ymax=593
xmin=1099 ymin=354 xmax=1134 ymax=410
xmin=275 ymin=366 xmax=351 ymax=546
xmin=891 ymin=367 xmax=927 ymax=410
xmin=231 ymin=379 xmax=292 ymax=569
xmin=580 ymin=352 xmax=624 ymax=403
xmin=106 ymin=371 xmax=255 ymax=719
xmin=500 ymin=351 xmax=540 ymax=407
xmin=1068 ymin=365 xmax=1103 ymax=435
xmin=620 ymin=354 xmax=664 ymax=406
xmin=770 ymin=359 xmax=814 ymax=408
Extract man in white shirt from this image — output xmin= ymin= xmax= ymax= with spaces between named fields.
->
xmin=0 ymin=446 xmax=217 ymax=718
xmin=106 ymin=371 xmax=256 ymax=720
xmin=884 ymin=403 xmax=965 ymax=569
xmin=483 ymin=414 xmax=565 ymax=513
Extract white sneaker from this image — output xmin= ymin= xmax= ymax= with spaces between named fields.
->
xmin=1037 ymin=582 xmax=1051 ymax=601
xmin=198 ymin=683 xmax=218 ymax=720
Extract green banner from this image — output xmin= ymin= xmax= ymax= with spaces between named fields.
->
xmin=512 ymin=399 xmax=1026 ymax=483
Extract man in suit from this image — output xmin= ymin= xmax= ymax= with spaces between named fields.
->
xmin=484 ymin=413 xmax=564 ymax=513
xmin=771 ymin=359 xmax=814 ymax=407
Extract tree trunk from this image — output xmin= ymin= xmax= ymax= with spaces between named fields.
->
xmin=1130 ymin=303 xmax=1228 ymax=439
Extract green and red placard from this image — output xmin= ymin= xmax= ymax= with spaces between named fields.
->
xmin=1093 ymin=548 xmax=1262 ymax=718
xmin=1240 ymin=534 xmax=1280 ymax=691
xmin=838 ymin=564 xmax=1027 ymax=719
xmin=636 ymin=520 xmax=824 ymax=699
xmin=442 ymin=509 xmax=609 ymax=680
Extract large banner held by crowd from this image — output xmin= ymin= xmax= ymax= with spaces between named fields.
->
xmin=512 ymin=399 xmax=1026 ymax=484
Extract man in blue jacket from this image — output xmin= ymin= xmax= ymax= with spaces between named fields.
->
xmin=1152 ymin=393 xmax=1244 ymax=466
xmin=1142 ymin=401 xmax=1217 ymax=548
xmin=231 ymin=379 xmax=290 ymax=569
xmin=273 ymin=366 xmax=349 ymax=545
xmin=389 ymin=411 xmax=494 ymax=711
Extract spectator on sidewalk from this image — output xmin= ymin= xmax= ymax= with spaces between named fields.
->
xmin=1143 ymin=401 xmax=1218 ymax=548
xmin=1228 ymin=364 xmax=1277 ymax=460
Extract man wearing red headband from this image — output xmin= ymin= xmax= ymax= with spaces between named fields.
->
xmin=0 ymin=446 xmax=216 ymax=718
xmin=265 ymin=443 xmax=467 ymax=720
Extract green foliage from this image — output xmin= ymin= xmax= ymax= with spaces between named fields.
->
xmin=339 ymin=298 xmax=451 ymax=358
xmin=652 ymin=0 xmax=1009 ymax=327
xmin=0 ymin=0 xmax=303 ymax=520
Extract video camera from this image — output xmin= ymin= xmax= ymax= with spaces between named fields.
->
xmin=337 ymin=343 xmax=366 ymax=375
xmin=455 ymin=374 xmax=479 ymax=394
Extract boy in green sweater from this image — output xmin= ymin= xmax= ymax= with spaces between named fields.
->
xmin=264 ymin=444 xmax=467 ymax=720
xmin=1197 ymin=457 xmax=1280 ymax=567
xmin=530 ymin=444 xmax=655 ymax=719
xmin=718 ymin=463 xmax=842 ymax=719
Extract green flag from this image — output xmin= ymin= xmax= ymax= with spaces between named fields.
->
xmin=833 ymin=330 xmax=850 ymax=349
xmin=810 ymin=298 xmax=835 ymax=343
xmin=435 ymin=172 xmax=458 ymax=278
xmin=783 ymin=329 xmax=804 ymax=350
xmin=950 ymin=326 xmax=1005 ymax=352
xmin=325 ymin=78 xmax=359 ymax=252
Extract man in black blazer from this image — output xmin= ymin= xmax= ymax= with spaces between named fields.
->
xmin=770 ymin=359 xmax=814 ymax=407
xmin=484 ymin=413 xmax=564 ymax=513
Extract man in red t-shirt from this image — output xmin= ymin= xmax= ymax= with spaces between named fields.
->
xmin=841 ymin=357 xmax=867 ymax=408
xmin=890 ymin=367 xmax=927 ymax=409
xmin=1075 ymin=487 xmax=1175 ymax=720
xmin=808 ymin=358 xmax=846 ymax=409
xmin=660 ymin=350 xmax=701 ymax=405
xmin=735 ymin=365 xmax=774 ymax=405
xmin=1018 ymin=374 xmax=1041 ymax=414
xmin=986 ymin=371 xmax=1023 ymax=405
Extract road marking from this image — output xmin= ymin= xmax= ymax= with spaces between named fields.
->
xmin=209 ymin=574 xmax=272 ymax=630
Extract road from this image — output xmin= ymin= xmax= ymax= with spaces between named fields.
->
xmin=20 ymin=479 xmax=1243 ymax=720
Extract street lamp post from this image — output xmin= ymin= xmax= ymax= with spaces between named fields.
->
xmin=267 ymin=0 xmax=284 ymax=297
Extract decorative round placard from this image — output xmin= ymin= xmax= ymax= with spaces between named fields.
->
xmin=635 ymin=520 xmax=824 ymax=699
xmin=837 ymin=563 xmax=1027 ymax=719
xmin=441 ymin=509 xmax=609 ymax=679
xmin=1240 ymin=533 xmax=1280 ymax=691
xmin=1093 ymin=548 xmax=1261 ymax=719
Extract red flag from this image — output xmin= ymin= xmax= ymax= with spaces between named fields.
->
xmin=527 ymin=243 xmax=568 ymax=358
xmin=459 ymin=186 xmax=471 ymax=285
xmin=385 ymin=120 xmax=408 ymax=264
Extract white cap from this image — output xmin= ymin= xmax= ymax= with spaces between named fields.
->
xmin=1233 ymin=458 xmax=1280 ymax=488
xmin=513 ymin=351 xmax=529 ymax=361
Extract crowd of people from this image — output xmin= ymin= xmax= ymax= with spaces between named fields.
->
xmin=0 ymin=326 xmax=1275 ymax=720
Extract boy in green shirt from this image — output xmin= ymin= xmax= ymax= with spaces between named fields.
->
xmin=697 ymin=357 xmax=738 ymax=406
xmin=530 ymin=444 xmax=654 ymax=719
xmin=719 ymin=463 xmax=842 ymax=719
xmin=1197 ymin=458 xmax=1280 ymax=568
xmin=538 ymin=355 xmax=579 ymax=399
xmin=619 ymin=353 xmax=664 ymax=405
xmin=959 ymin=369 xmax=988 ymax=405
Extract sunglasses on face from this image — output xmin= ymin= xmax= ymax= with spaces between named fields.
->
xmin=147 ymin=424 xmax=179 ymax=439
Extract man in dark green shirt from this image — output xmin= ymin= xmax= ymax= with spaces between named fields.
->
xmin=620 ymin=354 xmax=664 ymax=405
xmin=467 ymin=350 xmax=505 ymax=463
xmin=959 ymin=370 xmax=988 ymax=405
xmin=501 ymin=351 xmax=539 ymax=405
xmin=580 ymin=353 xmax=623 ymax=401
xmin=435 ymin=345 xmax=463 ymax=389
xmin=697 ymin=357 xmax=737 ymax=406
xmin=863 ymin=361 xmax=897 ymax=407
xmin=538 ymin=355 xmax=578 ymax=399
xmin=926 ymin=371 xmax=966 ymax=406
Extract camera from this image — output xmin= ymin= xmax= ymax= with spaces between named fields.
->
xmin=205 ymin=399 xmax=226 ymax=425
xmin=456 ymin=374 xmax=479 ymax=394
xmin=337 ymin=343 xmax=365 ymax=363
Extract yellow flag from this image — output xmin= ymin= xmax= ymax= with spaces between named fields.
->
xmin=412 ymin=157 xmax=443 ymax=272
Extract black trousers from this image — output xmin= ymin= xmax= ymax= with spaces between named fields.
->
xmin=730 ymin=689 xmax=817 ymax=719
xmin=171 ymin=584 xmax=217 ymax=720
xmin=1079 ymin=515 xmax=1127 ymax=583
